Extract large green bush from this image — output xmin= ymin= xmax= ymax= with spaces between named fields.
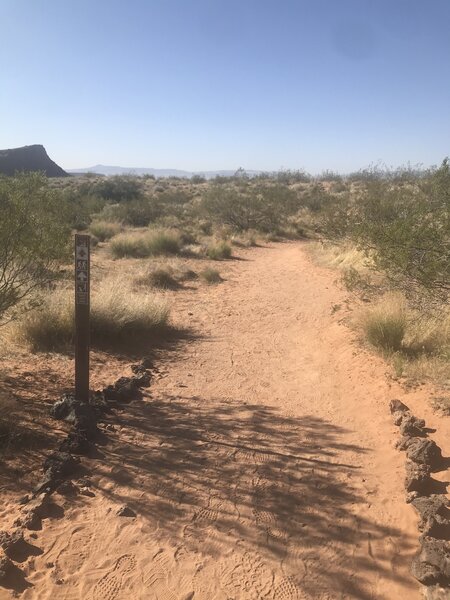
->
xmin=0 ymin=173 xmax=71 ymax=320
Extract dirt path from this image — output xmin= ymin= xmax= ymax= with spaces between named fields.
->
xmin=8 ymin=242 xmax=449 ymax=599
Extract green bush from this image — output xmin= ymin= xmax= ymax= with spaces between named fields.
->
xmin=0 ymin=173 xmax=70 ymax=321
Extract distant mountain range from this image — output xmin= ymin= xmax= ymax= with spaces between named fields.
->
xmin=0 ymin=145 xmax=68 ymax=177
xmin=68 ymin=165 xmax=262 ymax=179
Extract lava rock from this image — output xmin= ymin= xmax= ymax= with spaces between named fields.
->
xmin=396 ymin=436 xmax=418 ymax=451
xmin=56 ymin=481 xmax=78 ymax=496
xmin=390 ymin=399 xmax=410 ymax=414
xmin=43 ymin=452 xmax=80 ymax=479
xmin=132 ymin=372 xmax=151 ymax=387
xmin=406 ymin=439 xmax=443 ymax=470
xmin=0 ymin=530 xmax=25 ymax=558
xmin=50 ymin=394 xmax=78 ymax=420
xmin=393 ymin=410 xmax=410 ymax=426
xmin=116 ymin=505 xmax=136 ymax=517
xmin=21 ymin=512 xmax=42 ymax=531
xmin=59 ymin=431 xmax=91 ymax=455
xmin=103 ymin=377 xmax=140 ymax=403
xmin=405 ymin=461 xmax=431 ymax=493
xmin=0 ymin=555 xmax=14 ymax=583
xmin=411 ymin=495 xmax=449 ymax=531
xmin=410 ymin=537 xmax=450 ymax=585
xmin=399 ymin=414 xmax=426 ymax=437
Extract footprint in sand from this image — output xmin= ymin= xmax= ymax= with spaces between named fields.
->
xmin=55 ymin=527 xmax=96 ymax=577
xmin=221 ymin=551 xmax=275 ymax=600
xmin=91 ymin=554 xmax=136 ymax=600
xmin=274 ymin=576 xmax=305 ymax=599
xmin=142 ymin=549 xmax=181 ymax=600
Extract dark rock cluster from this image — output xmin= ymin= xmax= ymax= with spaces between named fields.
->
xmin=390 ymin=399 xmax=450 ymax=592
xmin=0 ymin=359 xmax=153 ymax=590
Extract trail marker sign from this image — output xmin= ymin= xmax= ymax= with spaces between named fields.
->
xmin=75 ymin=234 xmax=90 ymax=402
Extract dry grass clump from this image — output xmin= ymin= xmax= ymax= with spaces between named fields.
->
xmin=137 ymin=267 xmax=179 ymax=290
xmin=360 ymin=293 xmax=450 ymax=356
xmin=200 ymin=268 xmax=222 ymax=284
xmin=110 ymin=229 xmax=182 ymax=258
xmin=89 ymin=220 xmax=122 ymax=241
xmin=358 ymin=293 xmax=450 ymax=384
xmin=231 ymin=231 xmax=258 ymax=248
xmin=206 ymin=241 xmax=232 ymax=260
xmin=310 ymin=242 xmax=370 ymax=272
xmin=91 ymin=279 xmax=170 ymax=344
xmin=359 ymin=293 xmax=407 ymax=352
xmin=15 ymin=280 xmax=170 ymax=351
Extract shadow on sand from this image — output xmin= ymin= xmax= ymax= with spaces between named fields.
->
xmin=90 ymin=391 xmax=418 ymax=598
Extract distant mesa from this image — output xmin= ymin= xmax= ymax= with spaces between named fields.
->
xmin=68 ymin=165 xmax=262 ymax=179
xmin=0 ymin=145 xmax=68 ymax=177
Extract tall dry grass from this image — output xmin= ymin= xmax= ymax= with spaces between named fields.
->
xmin=110 ymin=229 xmax=182 ymax=258
xmin=15 ymin=279 xmax=170 ymax=351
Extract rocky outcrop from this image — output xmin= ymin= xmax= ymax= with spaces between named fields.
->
xmin=0 ymin=145 xmax=68 ymax=177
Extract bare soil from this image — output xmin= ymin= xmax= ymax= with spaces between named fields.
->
xmin=1 ymin=241 xmax=449 ymax=599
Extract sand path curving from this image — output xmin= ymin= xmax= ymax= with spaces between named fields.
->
xmin=10 ymin=242 xmax=450 ymax=599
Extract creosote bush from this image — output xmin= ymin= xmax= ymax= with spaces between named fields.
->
xmin=15 ymin=281 xmax=170 ymax=351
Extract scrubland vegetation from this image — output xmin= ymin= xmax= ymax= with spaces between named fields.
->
xmin=0 ymin=162 xmax=448 ymax=387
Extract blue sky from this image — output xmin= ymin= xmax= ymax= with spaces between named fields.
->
xmin=1 ymin=0 xmax=449 ymax=172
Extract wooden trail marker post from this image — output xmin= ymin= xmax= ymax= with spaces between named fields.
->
xmin=74 ymin=234 xmax=90 ymax=403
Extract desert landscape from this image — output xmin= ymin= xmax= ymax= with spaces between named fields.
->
xmin=1 ymin=1 xmax=450 ymax=597
xmin=0 ymin=161 xmax=449 ymax=599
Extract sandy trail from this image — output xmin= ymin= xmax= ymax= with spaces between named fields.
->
xmin=9 ymin=241 xmax=449 ymax=599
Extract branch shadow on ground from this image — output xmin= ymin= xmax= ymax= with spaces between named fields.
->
xmin=91 ymin=392 xmax=418 ymax=599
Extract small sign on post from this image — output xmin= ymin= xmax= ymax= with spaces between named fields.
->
xmin=75 ymin=234 xmax=90 ymax=403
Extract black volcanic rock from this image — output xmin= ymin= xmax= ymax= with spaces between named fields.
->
xmin=0 ymin=145 xmax=68 ymax=177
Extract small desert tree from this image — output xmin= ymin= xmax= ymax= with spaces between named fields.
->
xmin=0 ymin=173 xmax=70 ymax=321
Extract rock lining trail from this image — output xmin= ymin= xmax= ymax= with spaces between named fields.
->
xmin=4 ymin=242 xmax=450 ymax=599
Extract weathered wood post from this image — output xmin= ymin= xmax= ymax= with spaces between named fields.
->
xmin=74 ymin=234 xmax=90 ymax=403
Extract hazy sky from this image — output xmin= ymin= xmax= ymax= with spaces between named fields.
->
xmin=1 ymin=0 xmax=449 ymax=172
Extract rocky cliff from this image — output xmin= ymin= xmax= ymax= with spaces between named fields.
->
xmin=0 ymin=145 xmax=68 ymax=177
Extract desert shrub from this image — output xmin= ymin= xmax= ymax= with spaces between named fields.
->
xmin=231 ymin=231 xmax=258 ymax=247
xmin=63 ymin=190 xmax=106 ymax=230
xmin=89 ymin=220 xmax=121 ymax=241
xmin=138 ymin=268 xmax=179 ymax=289
xmin=92 ymin=176 xmax=143 ymax=203
xmin=110 ymin=229 xmax=182 ymax=258
xmin=322 ymin=159 xmax=450 ymax=299
xmin=206 ymin=241 xmax=232 ymax=260
xmin=360 ymin=294 xmax=407 ymax=352
xmin=98 ymin=197 xmax=163 ymax=227
xmin=191 ymin=174 xmax=206 ymax=184
xmin=16 ymin=282 xmax=170 ymax=351
xmin=176 ymin=267 xmax=198 ymax=281
xmin=200 ymin=268 xmax=222 ymax=284
xmin=200 ymin=184 xmax=298 ymax=232
xmin=0 ymin=173 xmax=70 ymax=321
